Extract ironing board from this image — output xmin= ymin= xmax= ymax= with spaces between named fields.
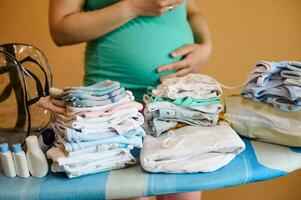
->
xmin=1 ymin=137 xmax=301 ymax=200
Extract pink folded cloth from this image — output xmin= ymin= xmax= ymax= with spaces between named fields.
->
xmin=37 ymin=92 xmax=143 ymax=121
xmin=77 ymin=101 xmax=143 ymax=118
xmin=36 ymin=96 xmax=66 ymax=115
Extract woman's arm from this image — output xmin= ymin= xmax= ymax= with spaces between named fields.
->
xmin=49 ymin=0 xmax=136 ymax=46
xmin=49 ymin=0 xmax=182 ymax=46
xmin=186 ymin=0 xmax=211 ymax=47
xmin=157 ymin=0 xmax=212 ymax=81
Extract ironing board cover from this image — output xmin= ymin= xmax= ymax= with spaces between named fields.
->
xmin=1 ymin=138 xmax=301 ymax=200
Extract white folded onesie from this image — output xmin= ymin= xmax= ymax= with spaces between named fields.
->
xmin=47 ymin=147 xmax=136 ymax=178
xmin=140 ymin=122 xmax=245 ymax=173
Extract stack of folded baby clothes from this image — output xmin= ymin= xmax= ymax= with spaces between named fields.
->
xmin=43 ymin=80 xmax=145 ymax=178
xmin=141 ymin=73 xmax=245 ymax=173
xmin=225 ymin=60 xmax=301 ymax=147
xmin=241 ymin=60 xmax=301 ymax=111
xmin=144 ymin=73 xmax=223 ymax=137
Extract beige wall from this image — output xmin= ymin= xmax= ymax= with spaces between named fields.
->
xmin=1 ymin=0 xmax=301 ymax=199
xmin=0 ymin=0 xmax=85 ymax=88
xmin=200 ymin=0 xmax=301 ymax=96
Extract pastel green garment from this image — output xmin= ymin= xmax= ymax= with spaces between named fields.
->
xmin=225 ymin=95 xmax=301 ymax=147
xmin=84 ymin=0 xmax=195 ymax=101
xmin=151 ymin=96 xmax=221 ymax=107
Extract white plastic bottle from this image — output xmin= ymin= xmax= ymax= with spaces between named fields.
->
xmin=12 ymin=143 xmax=30 ymax=178
xmin=0 ymin=143 xmax=16 ymax=177
xmin=26 ymin=136 xmax=48 ymax=178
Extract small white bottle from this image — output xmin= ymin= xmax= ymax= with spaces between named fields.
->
xmin=0 ymin=143 xmax=16 ymax=177
xmin=12 ymin=143 xmax=30 ymax=178
xmin=26 ymin=136 xmax=48 ymax=178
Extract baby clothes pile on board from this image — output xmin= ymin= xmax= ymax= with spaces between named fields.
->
xmin=225 ymin=60 xmax=301 ymax=147
xmin=144 ymin=73 xmax=223 ymax=137
xmin=141 ymin=73 xmax=245 ymax=173
xmin=241 ymin=60 xmax=301 ymax=111
xmin=43 ymin=80 xmax=145 ymax=178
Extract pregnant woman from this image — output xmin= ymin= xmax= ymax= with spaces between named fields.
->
xmin=49 ymin=0 xmax=211 ymax=199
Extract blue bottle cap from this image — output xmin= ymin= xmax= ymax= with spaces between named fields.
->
xmin=0 ymin=143 xmax=9 ymax=153
xmin=12 ymin=143 xmax=22 ymax=153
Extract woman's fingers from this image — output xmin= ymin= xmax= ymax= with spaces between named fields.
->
xmin=157 ymin=43 xmax=205 ymax=81
xmin=159 ymin=0 xmax=182 ymax=12
xmin=158 ymin=0 xmax=180 ymax=8
xmin=172 ymin=0 xmax=183 ymax=7
xmin=171 ymin=44 xmax=197 ymax=57
xmin=157 ymin=60 xmax=188 ymax=73
xmin=160 ymin=68 xmax=192 ymax=82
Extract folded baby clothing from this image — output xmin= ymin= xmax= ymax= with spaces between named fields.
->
xmin=140 ymin=123 xmax=245 ymax=173
xmin=150 ymin=73 xmax=222 ymax=99
xmin=225 ymin=95 xmax=301 ymax=147
xmin=144 ymin=73 xmax=223 ymax=137
xmin=54 ymin=129 xmax=143 ymax=152
xmin=150 ymin=96 xmax=221 ymax=107
xmin=144 ymin=100 xmax=222 ymax=136
xmin=36 ymin=96 xmax=66 ymax=115
xmin=50 ymin=80 xmax=120 ymax=98
xmin=281 ymin=70 xmax=301 ymax=80
xmin=47 ymin=146 xmax=135 ymax=178
xmin=242 ymin=60 xmax=301 ymax=111
xmin=42 ymin=80 xmax=145 ymax=178
xmin=65 ymin=92 xmax=135 ymax=116
xmin=141 ymin=73 xmax=245 ymax=173
xmin=224 ymin=60 xmax=301 ymax=147
xmin=55 ymin=126 xmax=145 ymax=143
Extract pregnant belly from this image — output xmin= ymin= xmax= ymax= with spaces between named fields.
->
xmin=84 ymin=10 xmax=194 ymax=100
xmin=86 ymin=28 xmax=193 ymax=82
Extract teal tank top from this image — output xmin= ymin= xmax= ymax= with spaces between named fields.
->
xmin=84 ymin=0 xmax=195 ymax=101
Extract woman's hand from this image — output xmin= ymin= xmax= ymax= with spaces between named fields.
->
xmin=157 ymin=43 xmax=212 ymax=82
xmin=127 ymin=0 xmax=183 ymax=17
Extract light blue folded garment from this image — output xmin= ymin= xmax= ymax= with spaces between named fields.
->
xmin=281 ymin=70 xmax=301 ymax=80
xmin=242 ymin=79 xmax=284 ymax=99
xmin=62 ymin=126 xmax=146 ymax=143
xmin=242 ymin=81 xmax=301 ymax=111
xmin=242 ymin=61 xmax=301 ymax=112
xmin=251 ymin=61 xmax=292 ymax=86
xmin=286 ymin=61 xmax=301 ymax=72
xmin=63 ymin=85 xmax=121 ymax=98
xmin=62 ymin=81 xmax=121 ymax=101
xmin=265 ymin=96 xmax=301 ymax=111
xmin=56 ymin=133 xmax=143 ymax=152
xmin=65 ymin=91 xmax=126 ymax=107
xmin=64 ymin=80 xmax=120 ymax=92
xmin=248 ymin=61 xmax=301 ymax=87
xmin=63 ymin=87 xmax=125 ymax=101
